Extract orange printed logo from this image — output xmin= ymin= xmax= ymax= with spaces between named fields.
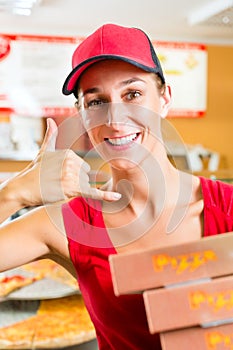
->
xmin=205 ymin=331 xmax=233 ymax=349
xmin=152 ymin=250 xmax=217 ymax=274
xmin=189 ymin=290 xmax=233 ymax=311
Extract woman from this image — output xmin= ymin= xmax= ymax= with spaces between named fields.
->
xmin=0 ymin=23 xmax=232 ymax=349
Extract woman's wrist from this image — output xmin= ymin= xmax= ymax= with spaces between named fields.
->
xmin=0 ymin=179 xmax=25 ymax=223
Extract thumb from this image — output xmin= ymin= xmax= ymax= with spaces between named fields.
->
xmin=40 ymin=118 xmax=58 ymax=152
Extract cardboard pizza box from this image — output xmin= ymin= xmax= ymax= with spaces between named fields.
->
xmin=143 ymin=275 xmax=233 ymax=334
xmin=160 ymin=323 xmax=233 ymax=350
xmin=109 ymin=232 xmax=233 ymax=296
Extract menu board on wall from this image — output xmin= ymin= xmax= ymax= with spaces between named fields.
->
xmin=155 ymin=41 xmax=207 ymax=118
xmin=0 ymin=34 xmax=80 ymax=117
xmin=0 ymin=34 xmax=207 ymax=118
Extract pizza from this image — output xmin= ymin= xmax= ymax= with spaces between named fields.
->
xmin=0 ymin=274 xmax=43 ymax=298
xmin=0 ymin=315 xmax=36 ymax=350
xmin=0 ymin=295 xmax=96 ymax=349
xmin=0 ymin=259 xmax=79 ymax=300
xmin=22 ymin=259 xmax=78 ymax=289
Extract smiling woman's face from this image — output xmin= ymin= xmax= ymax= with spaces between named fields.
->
xmin=77 ymin=60 xmax=170 ymax=169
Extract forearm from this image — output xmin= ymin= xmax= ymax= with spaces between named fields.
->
xmin=0 ymin=179 xmax=25 ymax=224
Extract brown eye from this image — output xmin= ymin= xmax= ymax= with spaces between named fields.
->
xmin=87 ymin=99 xmax=108 ymax=109
xmin=126 ymin=91 xmax=141 ymax=100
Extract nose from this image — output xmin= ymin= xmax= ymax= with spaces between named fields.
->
xmin=105 ymin=103 xmax=129 ymax=127
xmin=105 ymin=103 xmax=118 ymax=126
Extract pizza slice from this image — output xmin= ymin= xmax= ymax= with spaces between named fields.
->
xmin=0 ymin=274 xmax=43 ymax=298
xmin=0 ymin=295 xmax=96 ymax=349
xmin=22 ymin=259 xmax=79 ymax=289
xmin=32 ymin=295 xmax=96 ymax=348
xmin=0 ymin=315 xmax=36 ymax=349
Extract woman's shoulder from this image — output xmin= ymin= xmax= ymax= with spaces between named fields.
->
xmin=200 ymin=176 xmax=233 ymax=194
xmin=200 ymin=176 xmax=233 ymax=213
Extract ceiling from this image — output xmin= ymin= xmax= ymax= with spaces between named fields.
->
xmin=0 ymin=0 xmax=233 ymax=45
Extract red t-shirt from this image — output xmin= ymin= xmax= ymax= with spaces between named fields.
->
xmin=62 ymin=177 xmax=233 ymax=350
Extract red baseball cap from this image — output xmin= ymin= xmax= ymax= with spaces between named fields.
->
xmin=62 ymin=23 xmax=165 ymax=97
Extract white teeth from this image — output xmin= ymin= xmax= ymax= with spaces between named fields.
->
xmin=107 ymin=133 xmax=138 ymax=146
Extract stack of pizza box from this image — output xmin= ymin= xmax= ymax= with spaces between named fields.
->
xmin=109 ymin=232 xmax=233 ymax=350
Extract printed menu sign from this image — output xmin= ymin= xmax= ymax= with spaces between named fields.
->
xmin=156 ymin=41 xmax=207 ymax=118
xmin=0 ymin=34 xmax=80 ymax=117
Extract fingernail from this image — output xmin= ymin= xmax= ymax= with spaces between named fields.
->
xmin=113 ymin=193 xmax=122 ymax=200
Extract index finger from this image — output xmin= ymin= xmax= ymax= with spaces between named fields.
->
xmin=87 ymin=187 xmax=122 ymax=202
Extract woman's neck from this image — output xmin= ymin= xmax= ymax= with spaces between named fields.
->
xmin=110 ymin=152 xmax=178 ymax=204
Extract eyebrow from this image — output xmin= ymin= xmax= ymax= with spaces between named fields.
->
xmin=82 ymin=77 xmax=146 ymax=97
xmin=82 ymin=87 xmax=100 ymax=97
xmin=118 ymin=77 xmax=146 ymax=87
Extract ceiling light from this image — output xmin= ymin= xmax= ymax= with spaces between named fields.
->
xmin=188 ymin=0 xmax=233 ymax=25
xmin=0 ymin=0 xmax=42 ymax=16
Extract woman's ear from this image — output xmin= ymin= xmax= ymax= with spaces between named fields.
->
xmin=160 ymin=84 xmax=172 ymax=118
xmin=74 ymin=100 xmax=80 ymax=110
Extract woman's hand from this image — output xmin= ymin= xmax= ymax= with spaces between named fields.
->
xmin=1 ymin=118 xmax=121 ymax=211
